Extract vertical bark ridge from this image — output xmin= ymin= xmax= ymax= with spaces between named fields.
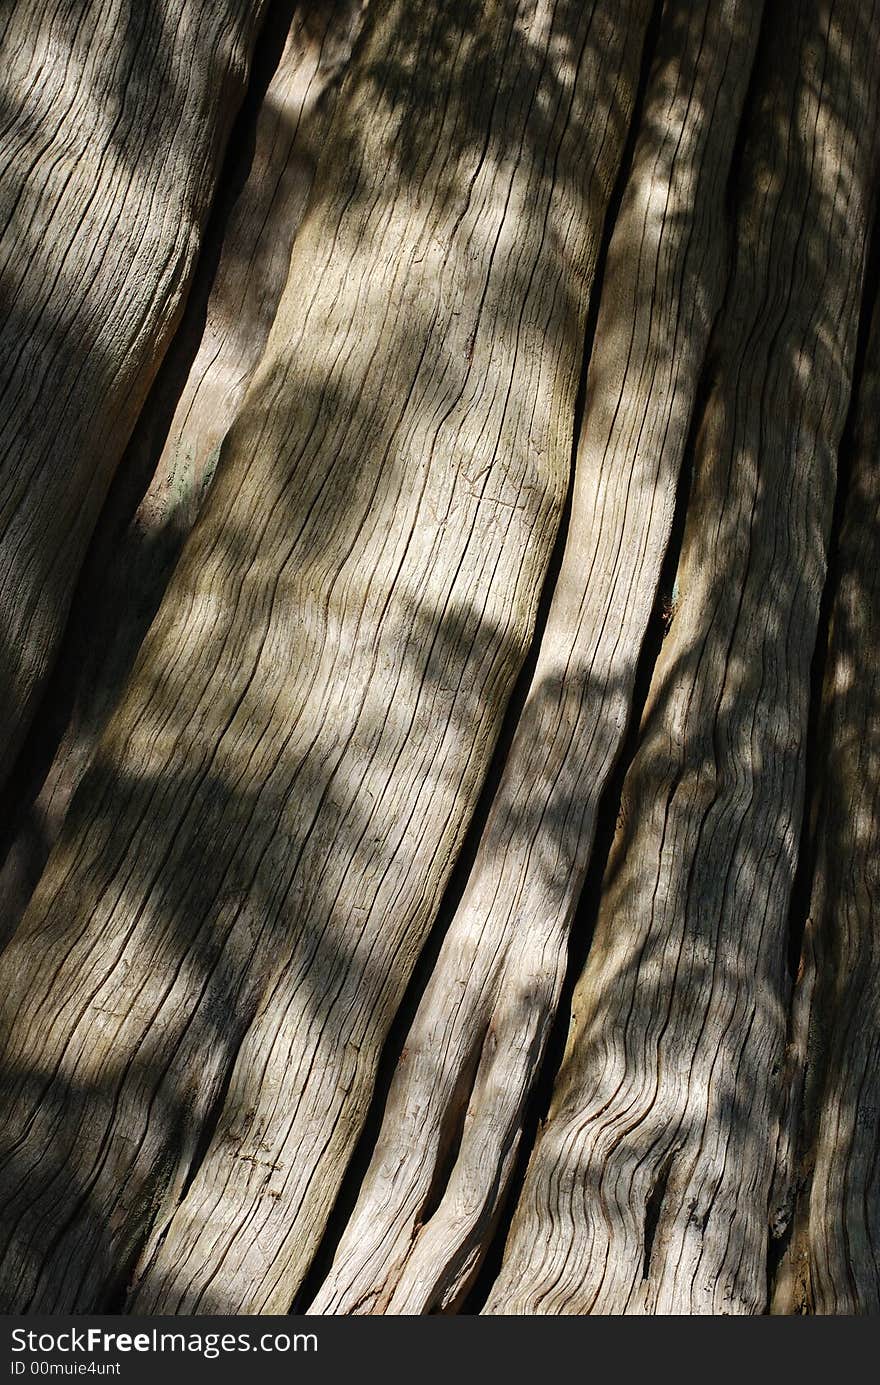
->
xmin=309 ymin=0 xmax=764 ymax=1317
xmin=768 ymin=211 xmax=880 ymax=1315
xmin=0 ymin=0 xmax=366 ymax=947
xmin=463 ymin=313 xmax=721 ymax=1315
xmin=0 ymin=0 xmax=649 ymax=1315
xmin=485 ymin=0 xmax=880 ymax=1315
xmin=297 ymin=0 xmax=666 ymax=1311
xmin=0 ymin=0 xmax=269 ymax=795
xmin=777 ymin=290 xmax=880 ymax=1314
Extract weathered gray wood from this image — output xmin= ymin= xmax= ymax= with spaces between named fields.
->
xmin=310 ymin=0 xmax=763 ymax=1317
xmin=0 ymin=0 xmax=364 ymax=946
xmin=0 ymin=0 xmax=268 ymax=795
xmin=485 ymin=0 xmax=880 ymax=1315
xmin=768 ymin=916 xmax=818 ymax=1313
xmin=0 ymin=0 xmax=651 ymax=1314
xmin=779 ymin=297 xmax=880 ymax=1315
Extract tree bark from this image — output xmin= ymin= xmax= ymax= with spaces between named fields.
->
xmin=1 ymin=0 xmax=879 ymax=1319
xmin=0 ymin=0 xmax=651 ymax=1314
xmin=0 ymin=0 xmax=267 ymax=794
xmin=0 ymin=0 xmax=364 ymax=945
xmin=485 ymin=0 xmax=880 ymax=1315
xmin=776 ymin=296 xmax=880 ymax=1316
xmin=311 ymin=0 xmax=762 ymax=1317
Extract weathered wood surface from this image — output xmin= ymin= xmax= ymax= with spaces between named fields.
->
xmin=778 ymin=298 xmax=880 ymax=1315
xmin=0 ymin=0 xmax=267 ymax=796
xmin=0 ymin=0 xmax=653 ymax=1314
xmin=485 ymin=0 xmax=880 ymax=1315
xmin=311 ymin=0 xmax=763 ymax=1316
xmin=0 ymin=0 xmax=365 ymax=946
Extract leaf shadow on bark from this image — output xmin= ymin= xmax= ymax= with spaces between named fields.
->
xmin=0 ymin=0 xmax=343 ymax=944
xmin=478 ymin=0 xmax=880 ymax=1315
xmin=770 ymin=251 xmax=880 ymax=1315
xmin=0 ymin=0 xmax=641 ymax=1314
xmin=0 ymin=0 xmax=268 ymax=798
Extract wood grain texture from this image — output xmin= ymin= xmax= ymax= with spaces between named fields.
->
xmin=782 ymin=297 xmax=880 ymax=1315
xmin=0 ymin=0 xmax=365 ymax=946
xmin=0 ymin=0 xmax=267 ymax=795
xmin=485 ymin=0 xmax=880 ymax=1315
xmin=310 ymin=0 xmax=762 ymax=1317
xmin=0 ymin=0 xmax=649 ymax=1315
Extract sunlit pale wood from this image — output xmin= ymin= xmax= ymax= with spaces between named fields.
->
xmin=486 ymin=0 xmax=880 ymax=1315
xmin=0 ymin=0 xmax=267 ymax=795
xmin=0 ymin=0 xmax=650 ymax=1315
xmin=311 ymin=0 xmax=763 ymax=1317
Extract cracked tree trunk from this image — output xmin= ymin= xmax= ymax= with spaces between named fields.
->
xmin=1 ymin=0 xmax=880 ymax=1320
xmin=775 ymin=294 xmax=880 ymax=1317
xmin=0 ymin=0 xmax=268 ymax=795
xmin=485 ymin=0 xmax=880 ymax=1314
xmin=0 ymin=0 xmax=651 ymax=1315
xmin=0 ymin=0 xmax=365 ymax=946
xmin=311 ymin=0 xmax=763 ymax=1317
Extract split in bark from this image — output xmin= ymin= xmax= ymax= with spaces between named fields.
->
xmin=1 ymin=0 xmax=880 ymax=1318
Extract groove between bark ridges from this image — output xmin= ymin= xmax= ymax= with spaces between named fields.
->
xmin=465 ymin=317 xmax=718 ymax=1312
xmin=0 ymin=0 xmax=271 ymax=800
xmin=0 ymin=0 xmax=644 ymax=1315
xmin=0 ymin=0 xmax=365 ymax=953
xmin=2 ymin=0 xmax=878 ymax=1321
xmin=642 ymin=1145 xmax=677 ymax=1280
xmin=485 ymin=0 xmax=880 ymax=1315
xmin=297 ymin=0 xmax=667 ymax=1311
xmin=769 ymin=205 xmax=880 ymax=1316
xmin=311 ymin=0 xmax=765 ymax=1317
